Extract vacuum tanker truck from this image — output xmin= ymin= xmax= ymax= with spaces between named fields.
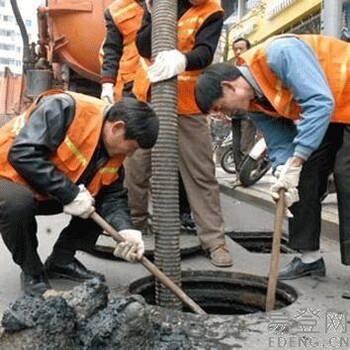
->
xmin=33 ymin=0 xmax=114 ymax=97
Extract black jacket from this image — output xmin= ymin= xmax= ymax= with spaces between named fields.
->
xmin=8 ymin=94 xmax=132 ymax=230
xmin=100 ymin=0 xmax=144 ymax=84
xmin=136 ymin=0 xmax=224 ymax=70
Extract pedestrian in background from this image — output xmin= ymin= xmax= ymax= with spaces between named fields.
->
xmin=230 ymin=37 xmax=257 ymax=187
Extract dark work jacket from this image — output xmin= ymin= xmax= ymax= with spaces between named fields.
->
xmin=7 ymin=94 xmax=132 ymax=230
xmin=136 ymin=0 xmax=224 ymax=70
xmin=100 ymin=0 xmax=144 ymax=85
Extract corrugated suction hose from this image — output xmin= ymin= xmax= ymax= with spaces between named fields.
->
xmin=151 ymin=0 xmax=182 ymax=310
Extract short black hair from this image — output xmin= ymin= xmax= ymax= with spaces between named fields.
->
xmin=195 ymin=63 xmax=241 ymax=114
xmin=106 ymin=97 xmax=159 ymax=149
xmin=233 ymin=37 xmax=251 ymax=50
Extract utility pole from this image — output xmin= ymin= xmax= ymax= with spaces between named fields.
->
xmin=321 ymin=0 xmax=344 ymax=38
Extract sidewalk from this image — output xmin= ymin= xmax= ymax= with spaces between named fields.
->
xmin=216 ymin=166 xmax=340 ymax=242
xmin=0 ymin=166 xmax=348 ymax=348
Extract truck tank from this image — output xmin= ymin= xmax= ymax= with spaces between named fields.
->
xmin=40 ymin=0 xmax=113 ymax=96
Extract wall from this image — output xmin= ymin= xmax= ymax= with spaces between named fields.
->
xmin=226 ymin=0 xmax=321 ymax=60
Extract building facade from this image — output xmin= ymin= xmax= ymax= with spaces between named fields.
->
xmin=0 ymin=0 xmax=37 ymax=76
xmin=220 ymin=0 xmax=323 ymax=61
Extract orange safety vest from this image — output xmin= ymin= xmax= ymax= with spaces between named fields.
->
xmin=133 ymin=1 xmax=223 ymax=115
xmin=238 ymin=34 xmax=350 ymax=123
xmin=100 ymin=0 xmax=144 ymax=100
xmin=0 ymin=90 xmax=125 ymax=200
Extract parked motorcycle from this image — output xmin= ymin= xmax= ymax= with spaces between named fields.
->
xmin=219 ymin=131 xmax=235 ymax=174
xmin=209 ymin=115 xmax=233 ymax=167
xmin=239 ymin=138 xmax=271 ymax=187
xmin=220 ymin=137 xmax=271 ymax=187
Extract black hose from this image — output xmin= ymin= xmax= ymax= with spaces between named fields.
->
xmin=151 ymin=0 xmax=181 ymax=310
xmin=10 ymin=0 xmax=32 ymax=73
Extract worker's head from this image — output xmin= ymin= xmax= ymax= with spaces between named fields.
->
xmin=103 ymin=97 xmax=159 ymax=157
xmin=233 ymin=37 xmax=251 ymax=57
xmin=195 ymin=63 xmax=255 ymax=116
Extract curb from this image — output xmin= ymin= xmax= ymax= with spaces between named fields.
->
xmin=216 ymin=168 xmax=340 ymax=243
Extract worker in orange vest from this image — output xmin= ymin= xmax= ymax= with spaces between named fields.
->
xmin=100 ymin=0 xmax=195 ymax=233
xmin=100 ymin=0 xmax=144 ymax=102
xmin=130 ymin=0 xmax=233 ymax=267
xmin=0 ymin=90 xmax=158 ymax=296
xmin=195 ymin=34 xmax=350 ymax=298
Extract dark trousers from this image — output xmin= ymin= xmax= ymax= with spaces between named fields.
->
xmin=179 ymin=172 xmax=191 ymax=214
xmin=0 ymin=180 xmax=102 ymax=275
xmin=289 ymin=123 xmax=350 ymax=265
xmin=231 ymin=117 xmax=256 ymax=172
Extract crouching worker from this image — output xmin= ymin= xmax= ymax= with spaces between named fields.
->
xmin=0 ymin=90 xmax=159 ymax=296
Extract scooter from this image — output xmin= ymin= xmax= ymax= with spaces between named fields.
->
xmin=219 ymin=131 xmax=235 ymax=174
xmin=220 ymin=137 xmax=271 ymax=187
xmin=239 ymin=138 xmax=271 ymax=187
xmin=209 ymin=115 xmax=233 ymax=167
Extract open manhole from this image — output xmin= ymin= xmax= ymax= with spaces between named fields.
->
xmin=226 ymin=231 xmax=296 ymax=253
xmin=88 ymin=232 xmax=201 ymax=260
xmin=130 ymin=270 xmax=297 ymax=315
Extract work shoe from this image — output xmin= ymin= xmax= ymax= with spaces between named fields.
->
xmin=180 ymin=212 xmax=196 ymax=232
xmin=278 ymin=257 xmax=326 ymax=280
xmin=231 ymin=179 xmax=242 ymax=189
xmin=209 ymin=245 xmax=233 ymax=267
xmin=44 ymin=257 xmax=105 ymax=282
xmin=342 ymin=280 xmax=350 ymax=299
xmin=20 ymin=271 xmax=52 ymax=297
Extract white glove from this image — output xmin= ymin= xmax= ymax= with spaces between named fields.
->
xmin=145 ymin=0 xmax=152 ymax=14
xmin=273 ymin=164 xmax=283 ymax=179
xmin=147 ymin=50 xmax=187 ymax=83
xmin=113 ymin=229 xmax=145 ymax=262
xmin=100 ymin=83 xmax=115 ymax=104
xmin=63 ymin=185 xmax=95 ymax=219
xmin=270 ymin=158 xmax=302 ymax=208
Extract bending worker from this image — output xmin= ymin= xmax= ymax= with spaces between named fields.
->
xmin=130 ymin=0 xmax=233 ymax=266
xmin=0 ymin=90 xmax=158 ymax=296
xmin=195 ymin=34 xmax=350 ymax=298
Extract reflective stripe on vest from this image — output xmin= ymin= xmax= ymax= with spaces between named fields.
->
xmin=99 ymin=0 xmax=143 ymax=101
xmin=63 ymin=136 xmax=87 ymax=167
xmin=0 ymin=89 xmax=125 ymax=199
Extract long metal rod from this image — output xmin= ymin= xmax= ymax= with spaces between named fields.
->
xmin=266 ymin=189 xmax=285 ymax=312
xmin=90 ymin=212 xmax=206 ymax=315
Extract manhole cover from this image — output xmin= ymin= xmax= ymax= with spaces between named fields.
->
xmin=226 ymin=231 xmax=295 ymax=253
xmin=130 ymin=270 xmax=297 ymax=315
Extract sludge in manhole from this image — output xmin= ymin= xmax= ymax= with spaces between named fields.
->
xmin=226 ymin=231 xmax=296 ymax=253
xmin=129 ymin=270 xmax=297 ymax=315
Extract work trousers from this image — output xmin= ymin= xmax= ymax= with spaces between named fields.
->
xmin=289 ymin=123 xmax=350 ymax=265
xmin=231 ymin=117 xmax=256 ymax=172
xmin=124 ymin=115 xmax=226 ymax=250
xmin=0 ymin=180 xmax=102 ymax=275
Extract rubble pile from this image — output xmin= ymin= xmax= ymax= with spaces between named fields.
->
xmin=0 ymin=278 xmax=196 ymax=349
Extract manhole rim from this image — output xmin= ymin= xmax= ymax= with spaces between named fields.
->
xmin=129 ymin=270 xmax=298 ymax=316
